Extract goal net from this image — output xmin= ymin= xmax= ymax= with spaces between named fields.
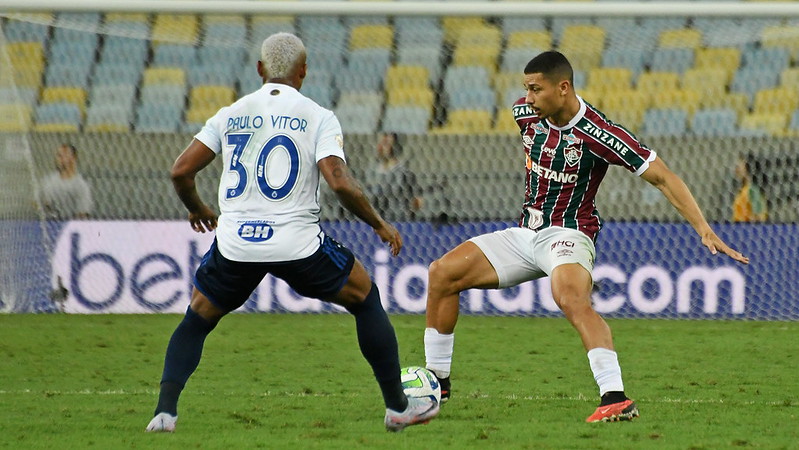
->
xmin=1 ymin=2 xmax=797 ymax=318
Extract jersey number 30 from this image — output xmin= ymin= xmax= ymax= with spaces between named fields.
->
xmin=225 ymin=133 xmax=300 ymax=201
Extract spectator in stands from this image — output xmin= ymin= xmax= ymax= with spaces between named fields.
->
xmin=732 ymin=153 xmax=768 ymax=222
xmin=40 ymin=143 xmax=93 ymax=220
xmin=364 ymin=132 xmax=423 ymax=221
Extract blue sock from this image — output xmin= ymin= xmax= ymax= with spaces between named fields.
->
xmin=154 ymin=306 xmax=218 ymax=416
xmin=346 ymin=283 xmax=407 ymax=412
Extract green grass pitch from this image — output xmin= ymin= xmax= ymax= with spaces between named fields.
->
xmin=1 ymin=314 xmax=797 ymax=449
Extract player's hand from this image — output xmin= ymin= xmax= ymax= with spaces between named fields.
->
xmin=701 ymin=231 xmax=749 ymax=264
xmin=188 ymin=204 xmax=218 ymax=233
xmin=374 ymin=221 xmax=403 ymax=257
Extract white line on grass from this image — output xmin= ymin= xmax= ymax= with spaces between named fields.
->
xmin=0 ymin=389 xmax=790 ymax=406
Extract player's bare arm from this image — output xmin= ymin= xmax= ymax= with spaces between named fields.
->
xmin=318 ymin=155 xmax=403 ymax=256
xmin=641 ymin=157 xmax=749 ymax=264
xmin=171 ymin=138 xmax=218 ymax=233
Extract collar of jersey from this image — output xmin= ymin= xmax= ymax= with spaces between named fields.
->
xmin=545 ymin=96 xmax=586 ymax=131
xmin=261 ymin=82 xmax=299 ymax=94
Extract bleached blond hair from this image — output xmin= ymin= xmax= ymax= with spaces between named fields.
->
xmin=260 ymin=32 xmax=306 ymax=79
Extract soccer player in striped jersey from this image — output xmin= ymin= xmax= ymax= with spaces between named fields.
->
xmin=146 ymin=33 xmax=438 ymax=433
xmin=424 ymin=51 xmax=749 ymax=423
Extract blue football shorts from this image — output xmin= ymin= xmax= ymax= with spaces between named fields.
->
xmin=193 ymin=236 xmax=355 ymax=312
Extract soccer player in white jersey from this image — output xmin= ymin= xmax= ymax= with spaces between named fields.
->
xmin=423 ymin=51 xmax=750 ymax=423
xmin=146 ymin=33 xmax=438 ymax=433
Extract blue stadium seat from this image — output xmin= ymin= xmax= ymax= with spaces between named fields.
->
xmin=101 ymin=20 xmax=150 ymax=39
xmin=602 ymin=48 xmax=650 ymax=77
xmin=789 ymin=109 xmax=799 ymax=135
xmin=305 ymin=43 xmax=346 ymax=73
xmin=2 ymin=20 xmax=49 ymax=44
xmin=139 ymin=85 xmax=186 ymax=107
xmin=34 ymin=102 xmax=82 ymax=127
xmin=91 ymin=63 xmax=143 ymax=87
xmin=197 ymin=45 xmax=246 ymax=68
xmin=650 ymin=48 xmax=694 ymax=75
xmin=382 ymin=105 xmax=431 ymax=135
xmin=86 ymin=104 xmax=132 ymax=131
xmin=44 ymin=62 xmax=93 ymax=89
xmin=741 ymin=47 xmax=791 ymax=72
xmin=189 ymin=64 xmax=237 ymax=88
xmin=0 ymin=87 xmax=39 ymax=106
xmin=55 ymin=12 xmax=101 ymax=31
xmin=691 ymin=108 xmax=739 ymax=137
xmin=300 ymin=84 xmax=335 ymax=109
xmin=47 ymin=39 xmax=97 ymax=65
xmin=89 ymin=84 xmax=137 ymax=111
xmin=605 ymin=24 xmax=658 ymax=52
xmin=334 ymin=103 xmax=381 ymax=134
xmin=443 ymin=66 xmax=491 ymax=94
xmin=204 ymin=23 xmax=248 ymax=46
xmin=731 ymin=68 xmax=779 ymax=101
xmin=396 ymin=47 xmax=445 ymax=84
xmin=641 ymin=108 xmax=688 ymax=137
xmin=100 ymin=36 xmax=149 ymax=65
xmin=447 ymin=88 xmax=495 ymax=112
xmin=500 ymin=17 xmax=548 ymax=35
xmin=395 ymin=22 xmax=444 ymax=50
xmin=502 ymin=48 xmax=539 ymax=73
xmin=135 ymin=103 xmax=183 ymax=133
xmin=152 ymin=44 xmax=198 ymax=70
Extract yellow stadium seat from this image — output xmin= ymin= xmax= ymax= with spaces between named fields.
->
xmin=442 ymin=17 xmax=488 ymax=45
xmin=86 ymin=123 xmax=130 ymax=133
xmin=682 ymin=68 xmax=729 ymax=100
xmin=142 ymin=67 xmax=186 ymax=87
xmin=152 ymin=14 xmax=199 ymax=45
xmin=601 ymin=90 xmax=651 ymax=116
xmin=636 ymin=71 xmax=680 ymax=93
xmin=652 ymin=89 xmax=702 ymax=116
xmin=350 ymin=24 xmax=394 ymax=50
xmin=577 ymin=89 xmax=602 ymax=109
xmin=40 ymin=87 xmax=87 ymax=113
xmin=561 ymin=25 xmax=605 ymax=54
xmin=452 ymin=46 xmax=500 ymax=73
xmin=4 ymin=66 xmax=44 ymax=88
xmin=762 ymin=25 xmax=799 ymax=59
xmin=493 ymin=71 xmax=524 ymax=98
xmin=204 ymin=14 xmax=247 ymax=26
xmin=587 ymin=67 xmax=632 ymax=91
xmin=0 ymin=104 xmax=32 ymax=132
xmin=189 ymin=85 xmax=236 ymax=110
xmin=780 ymin=67 xmax=799 ymax=90
xmin=434 ymin=109 xmax=493 ymax=134
xmin=701 ymin=93 xmax=750 ymax=119
xmin=694 ymin=47 xmax=741 ymax=75
xmin=5 ymin=42 xmax=45 ymax=70
xmin=740 ymin=112 xmax=789 ymax=136
xmin=456 ymin=24 xmax=502 ymax=49
xmin=105 ymin=13 xmax=149 ymax=23
xmin=506 ymin=30 xmax=552 ymax=50
xmin=659 ymin=28 xmax=702 ymax=49
xmin=493 ymin=108 xmax=519 ymax=134
xmin=387 ymin=87 xmax=435 ymax=108
xmin=602 ymin=108 xmax=643 ymax=133
xmin=753 ymin=87 xmax=799 ymax=115
xmin=251 ymin=15 xmax=295 ymax=26
xmin=385 ymin=65 xmax=429 ymax=91
xmin=185 ymin=107 xmax=220 ymax=125
xmin=566 ymin=49 xmax=604 ymax=72
xmin=33 ymin=122 xmax=80 ymax=133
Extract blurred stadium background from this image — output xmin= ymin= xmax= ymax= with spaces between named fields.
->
xmin=0 ymin=1 xmax=797 ymax=315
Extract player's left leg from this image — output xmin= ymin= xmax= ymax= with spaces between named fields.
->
xmin=550 ymin=263 xmax=638 ymax=422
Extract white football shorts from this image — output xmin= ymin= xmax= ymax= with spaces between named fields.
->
xmin=468 ymin=226 xmax=596 ymax=288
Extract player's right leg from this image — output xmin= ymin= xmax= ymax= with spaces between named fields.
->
xmin=425 ymin=240 xmax=500 ymax=403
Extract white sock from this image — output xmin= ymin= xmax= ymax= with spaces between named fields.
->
xmin=587 ymin=347 xmax=624 ymax=396
xmin=424 ymin=328 xmax=454 ymax=378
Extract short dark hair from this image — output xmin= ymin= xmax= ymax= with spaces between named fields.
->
xmin=61 ymin=143 xmax=78 ymax=158
xmin=524 ymin=51 xmax=574 ymax=85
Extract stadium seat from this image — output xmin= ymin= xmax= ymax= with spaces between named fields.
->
xmin=140 ymin=85 xmax=187 ymax=108
xmin=787 ymin=109 xmax=799 ymax=137
xmin=762 ymin=25 xmax=799 ymax=60
xmin=443 ymin=66 xmax=491 ymax=95
xmin=89 ymin=84 xmax=138 ymax=112
xmin=135 ymin=103 xmax=183 ymax=133
xmin=0 ymin=104 xmax=33 ymax=132
xmin=396 ymin=47 xmax=444 ymax=84
xmin=395 ymin=17 xmax=443 ymax=48
xmin=690 ymin=108 xmax=739 ymax=137
xmin=601 ymin=90 xmax=651 ymax=119
xmin=652 ymin=89 xmax=702 ymax=116
xmin=603 ymin=108 xmax=644 ymax=134
xmin=188 ymin=64 xmax=237 ymax=88
xmin=681 ymin=68 xmax=729 ymax=101
xmin=0 ymin=87 xmax=39 ymax=106
xmin=741 ymin=47 xmax=790 ymax=72
xmin=441 ymin=17 xmax=487 ymax=45
xmin=452 ymin=46 xmax=500 ymax=74
xmin=447 ymin=88 xmax=495 ymax=113
xmin=649 ymin=48 xmax=694 ymax=74
xmin=700 ymin=93 xmax=750 ymax=120
xmin=33 ymin=102 xmax=82 ymax=132
xmin=493 ymin=108 xmax=518 ymax=134
xmin=740 ymin=112 xmax=788 ymax=136
xmin=559 ymin=25 xmax=605 ymax=71
xmin=5 ymin=42 xmax=45 ymax=71
xmin=500 ymin=17 xmax=548 ymax=36
xmin=334 ymin=103 xmax=381 ymax=134
xmin=2 ymin=19 xmax=49 ymax=44
xmin=605 ymin=24 xmax=658 ymax=52
xmin=587 ymin=67 xmax=632 ymax=92
xmin=189 ymin=86 xmax=236 ymax=110
xmin=694 ymin=18 xmax=749 ymax=48
xmin=505 ymin=30 xmax=551 ymax=51
xmin=601 ymin=48 xmax=650 ymax=78
xmin=385 ymin=65 xmax=430 ymax=91
xmin=753 ymin=87 xmax=799 ymax=115
xmin=501 ymin=48 xmax=537 ymax=74
xmin=91 ymin=63 xmax=143 ymax=87
xmin=152 ymin=44 xmax=198 ymax=70
xmin=694 ymin=47 xmax=741 ymax=80
xmin=382 ymin=105 xmax=431 ymax=135
xmin=40 ymin=87 xmax=87 ymax=114
xmin=151 ymin=14 xmax=200 ymax=45
xmin=55 ymin=12 xmax=101 ymax=31
xmin=142 ymin=67 xmax=186 ymax=87
xmin=85 ymin=104 xmax=132 ymax=132
xmin=434 ymin=109 xmax=492 ymax=134
xmin=636 ymin=71 xmax=680 ymax=93
xmin=386 ymin=87 xmax=435 ymax=109
xmin=102 ymin=16 xmax=151 ymax=39
xmin=100 ymin=36 xmax=149 ymax=65
xmin=349 ymin=24 xmax=394 ymax=50
xmin=197 ymin=46 xmax=246 ymax=68
xmin=658 ymin=28 xmax=703 ymax=49
xmin=203 ymin=15 xmax=248 ymax=45
xmin=641 ymin=108 xmax=687 ymax=137
xmin=552 ymin=18 xmax=596 ymax=43
xmin=780 ymin=67 xmax=799 ymax=90
xmin=44 ymin=63 xmax=92 ymax=89
xmin=300 ymin=84 xmax=335 ymax=109
xmin=730 ymin=68 xmax=780 ymax=101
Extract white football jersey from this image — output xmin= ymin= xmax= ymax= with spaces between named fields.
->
xmin=194 ymin=83 xmax=346 ymax=262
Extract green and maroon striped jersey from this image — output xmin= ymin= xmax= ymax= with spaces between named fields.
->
xmin=512 ymin=96 xmax=656 ymax=241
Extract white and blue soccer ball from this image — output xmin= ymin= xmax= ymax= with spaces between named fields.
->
xmin=400 ymin=366 xmax=441 ymax=404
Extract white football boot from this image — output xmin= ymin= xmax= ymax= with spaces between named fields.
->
xmin=384 ymin=397 xmax=440 ymax=432
xmin=145 ymin=412 xmax=178 ymax=432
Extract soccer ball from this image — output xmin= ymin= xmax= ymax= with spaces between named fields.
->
xmin=400 ymin=366 xmax=441 ymax=404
